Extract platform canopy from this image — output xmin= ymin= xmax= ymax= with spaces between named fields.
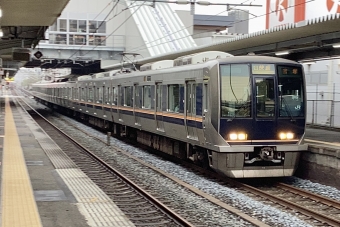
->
xmin=0 ymin=0 xmax=69 ymax=75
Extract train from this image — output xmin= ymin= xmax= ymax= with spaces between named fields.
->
xmin=30 ymin=51 xmax=308 ymax=178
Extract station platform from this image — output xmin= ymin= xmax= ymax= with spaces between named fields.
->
xmin=0 ymin=94 xmax=135 ymax=226
xmin=305 ymin=126 xmax=340 ymax=146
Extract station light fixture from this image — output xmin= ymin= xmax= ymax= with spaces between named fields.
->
xmin=0 ymin=28 xmax=3 ymax=38
xmin=275 ymin=50 xmax=290 ymax=56
xmin=0 ymin=7 xmax=2 ymax=18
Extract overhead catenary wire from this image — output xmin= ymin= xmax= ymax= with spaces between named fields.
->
xmin=125 ymin=0 xmax=315 ymax=55
xmin=74 ymin=0 xmax=259 ymax=63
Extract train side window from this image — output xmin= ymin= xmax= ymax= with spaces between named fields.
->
xmin=168 ymin=84 xmax=180 ymax=113
xmin=143 ymin=85 xmax=151 ymax=109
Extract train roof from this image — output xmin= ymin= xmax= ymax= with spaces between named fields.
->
xmin=217 ymin=55 xmax=300 ymax=65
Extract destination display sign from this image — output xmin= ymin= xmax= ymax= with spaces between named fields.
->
xmin=252 ymin=64 xmax=275 ymax=74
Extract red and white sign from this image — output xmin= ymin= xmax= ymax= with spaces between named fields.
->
xmin=266 ymin=0 xmax=339 ymax=29
xmin=305 ymin=0 xmax=340 ymax=20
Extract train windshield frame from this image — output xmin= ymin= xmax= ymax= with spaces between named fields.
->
xmin=220 ymin=63 xmax=305 ymax=119
xmin=220 ymin=64 xmax=251 ymax=118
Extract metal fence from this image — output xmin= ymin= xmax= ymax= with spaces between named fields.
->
xmin=307 ymin=100 xmax=340 ymax=127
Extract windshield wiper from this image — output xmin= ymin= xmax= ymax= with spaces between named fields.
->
xmin=281 ymin=96 xmax=296 ymax=122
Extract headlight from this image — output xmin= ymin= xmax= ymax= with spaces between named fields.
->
xmin=279 ymin=132 xmax=294 ymax=140
xmin=286 ymin=132 xmax=294 ymax=139
xmin=229 ymin=133 xmax=247 ymax=140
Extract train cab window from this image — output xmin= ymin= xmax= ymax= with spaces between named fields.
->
xmin=88 ymin=87 xmax=94 ymax=102
xmin=255 ymin=78 xmax=275 ymax=118
xmin=143 ymin=85 xmax=151 ymax=109
xmin=168 ymin=84 xmax=180 ymax=113
xmin=278 ymin=66 xmax=304 ymax=117
xmin=220 ymin=64 xmax=251 ymax=118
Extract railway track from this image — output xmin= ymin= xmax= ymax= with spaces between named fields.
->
xmin=16 ymin=96 xmax=194 ymax=227
xmin=18 ymin=90 xmax=340 ymax=227
xmin=17 ymin=91 xmax=270 ymax=227
xmin=239 ymin=181 xmax=340 ymax=227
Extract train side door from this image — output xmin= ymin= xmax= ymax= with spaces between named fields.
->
xmin=118 ymin=85 xmax=123 ymax=121
xmin=134 ymin=84 xmax=141 ymax=126
xmin=185 ymin=81 xmax=198 ymax=140
xmin=155 ymin=83 xmax=164 ymax=131
xmin=252 ymin=76 xmax=277 ymax=140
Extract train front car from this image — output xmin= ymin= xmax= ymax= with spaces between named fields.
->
xmin=206 ymin=56 xmax=307 ymax=178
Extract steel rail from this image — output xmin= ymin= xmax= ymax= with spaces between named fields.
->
xmin=17 ymin=97 xmax=195 ymax=227
xmin=238 ymin=182 xmax=340 ymax=227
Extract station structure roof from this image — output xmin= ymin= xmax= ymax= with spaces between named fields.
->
xmin=104 ymin=13 xmax=340 ymax=70
xmin=0 ymin=0 xmax=69 ymax=73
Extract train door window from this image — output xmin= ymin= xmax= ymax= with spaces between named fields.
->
xmin=105 ymin=87 xmax=111 ymax=105
xmin=220 ymin=64 xmax=251 ymax=118
xmin=134 ymin=85 xmax=140 ymax=108
xmin=143 ymin=85 xmax=151 ymax=109
xmin=186 ymin=82 xmax=196 ymax=115
xmin=120 ymin=86 xmax=124 ymax=106
xmin=156 ymin=83 xmax=162 ymax=112
xmin=168 ymin=84 xmax=180 ymax=112
xmin=196 ymin=83 xmax=203 ymax=116
xmin=81 ymin=88 xmax=85 ymax=101
xmin=203 ymin=83 xmax=208 ymax=112
xmin=96 ymin=86 xmax=103 ymax=103
xmin=113 ymin=87 xmax=118 ymax=105
xmin=124 ymin=86 xmax=133 ymax=107
xmin=255 ymin=78 xmax=275 ymax=118
xmin=69 ymin=87 xmax=72 ymax=99
xmin=88 ymin=87 xmax=93 ymax=102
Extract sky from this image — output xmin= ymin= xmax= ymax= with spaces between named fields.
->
xmin=170 ymin=0 xmax=267 ymax=33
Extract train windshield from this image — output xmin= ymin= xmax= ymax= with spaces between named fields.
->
xmin=278 ymin=66 xmax=304 ymax=117
xmin=220 ymin=64 xmax=251 ymax=118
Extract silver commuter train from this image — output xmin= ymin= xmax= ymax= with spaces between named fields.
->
xmin=31 ymin=51 xmax=308 ymax=178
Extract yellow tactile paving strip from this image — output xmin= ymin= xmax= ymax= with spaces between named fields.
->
xmin=1 ymin=97 xmax=42 ymax=227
